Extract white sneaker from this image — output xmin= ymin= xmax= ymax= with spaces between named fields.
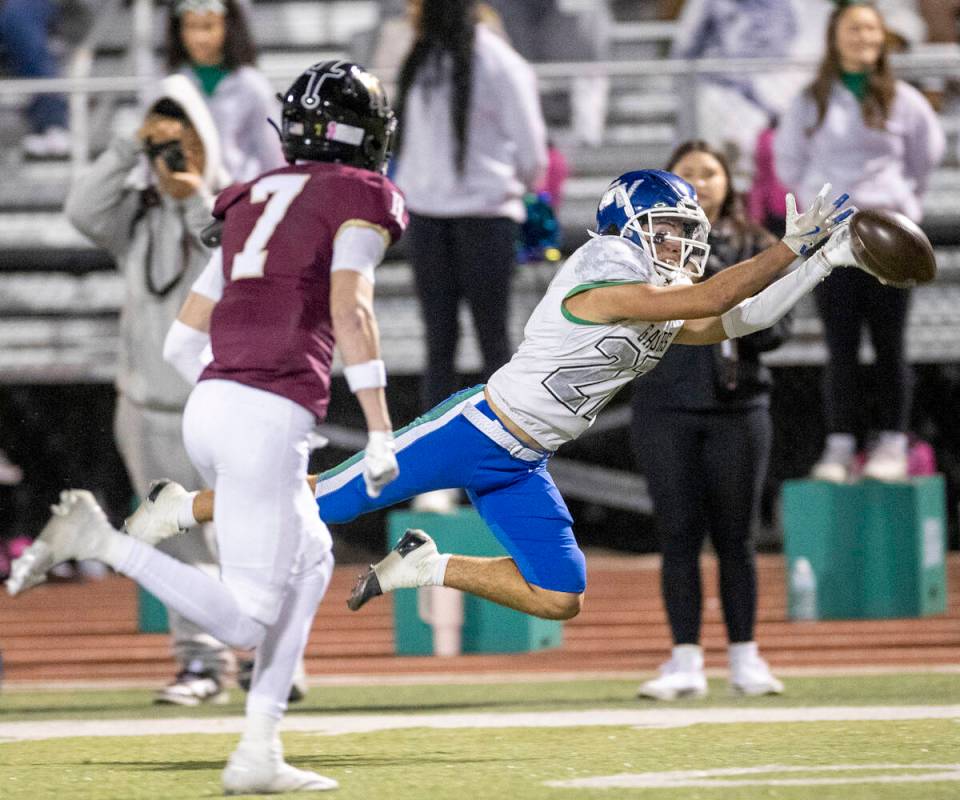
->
xmin=347 ymin=529 xmax=440 ymax=611
xmin=637 ymin=645 xmax=708 ymax=701
xmin=5 ymin=490 xmax=115 ymax=596
xmin=862 ymin=432 xmax=909 ymax=482
xmin=810 ymin=433 xmax=856 ymax=483
xmin=124 ymin=479 xmax=190 ymax=545
xmin=22 ymin=126 xmax=70 ymax=159
xmin=223 ymin=742 xmax=338 ymax=795
xmin=155 ymin=669 xmax=229 ymax=706
xmin=728 ymin=642 xmax=784 ymax=696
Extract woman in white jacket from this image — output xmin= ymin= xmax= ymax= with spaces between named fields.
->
xmin=393 ymin=0 xmax=548 ymax=415
xmin=165 ymin=0 xmax=284 ymax=182
xmin=775 ymin=0 xmax=944 ymax=482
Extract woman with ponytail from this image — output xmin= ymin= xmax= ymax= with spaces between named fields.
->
xmin=775 ymin=0 xmax=944 ymax=482
xmin=394 ymin=0 xmax=548 ymax=416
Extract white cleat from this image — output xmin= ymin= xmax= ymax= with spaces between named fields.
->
xmin=638 ymin=645 xmax=708 ymax=701
xmin=347 ymin=529 xmax=441 ymax=611
xmin=124 ymin=479 xmax=190 ymax=545
xmin=729 ymin=642 xmax=784 ymax=696
xmin=5 ymin=490 xmax=115 ymax=596
xmin=222 ymin=744 xmax=338 ymax=795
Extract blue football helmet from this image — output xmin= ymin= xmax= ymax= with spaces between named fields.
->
xmin=595 ymin=169 xmax=711 ymax=281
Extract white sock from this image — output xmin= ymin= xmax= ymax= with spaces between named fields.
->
xmin=728 ymin=641 xmax=758 ymax=666
xmin=117 ymin=539 xmax=266 ymax=649
xmin=177 ymin=492 xmax=200 ymax=529
xmin=240 ymin=710 xmax=281 ymax=750
xmin=101 ymin=530 xmax=136 ymax=569
xmin=823 ymin=432 xmax=856 ymax=459
xmin=430 ymin=553 xmax=451 ymax=587
xmin=876 ymin=431 xmax=908 ymax=453
xmin=246 ymin=553 xmax=332 ymax=721
xmin=671 ymin=644 xmax=704 ymax=670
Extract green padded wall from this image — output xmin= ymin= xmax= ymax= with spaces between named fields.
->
xmin=782 ymin=476 xmax=947 ymax=619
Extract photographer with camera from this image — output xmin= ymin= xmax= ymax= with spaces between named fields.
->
xmin=65 ymin=74 xmax=234 ymax=706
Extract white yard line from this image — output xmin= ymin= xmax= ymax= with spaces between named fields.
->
xmin=2 ymin=663 xmax=958 ymax=692
xmin=1 ymin=705 xmax=958 ymax=743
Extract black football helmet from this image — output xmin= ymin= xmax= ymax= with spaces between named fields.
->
xmin=278 ymin=60 xmax=396 ymax=174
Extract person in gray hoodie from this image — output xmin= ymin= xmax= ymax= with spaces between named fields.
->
xmin=65 ymin=74 xmax=234 ymax=706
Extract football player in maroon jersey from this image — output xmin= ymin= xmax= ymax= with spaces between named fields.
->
xmin=7 ymin=61 xmax=405 ymax=795
xmin=168 ymin=59 xmax=407 ymax=794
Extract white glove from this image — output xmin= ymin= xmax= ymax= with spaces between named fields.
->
xmin=363 ymin=431 xmax=399 ymax=498
xmin=811 ymin=223 xmax=858 ymax=273
xmin=124 ymin=479 xmax=194 ymax=545
xmin=782 ymin=183 xmax=854 ymax=256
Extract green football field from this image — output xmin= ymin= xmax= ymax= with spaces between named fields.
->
xmin=1 ymin=673 xmax=958 ymax=799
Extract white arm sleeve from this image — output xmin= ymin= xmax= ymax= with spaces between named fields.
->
xmin=191 ymin=248 xmax=225 ymax=301
xmin=163 ymin=319 xmax=211 ymax=385
xmin=721 ymin=255 xmax=830 ymax=339
xmin=331 ymin=224 xmax=388 ymax=285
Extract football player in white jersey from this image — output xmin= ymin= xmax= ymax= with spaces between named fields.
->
xmin=11 ymin=170 xmax=860 ymax=628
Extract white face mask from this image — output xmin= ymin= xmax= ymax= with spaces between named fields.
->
xmin=620 ymin=207 xmax=712 ymax=281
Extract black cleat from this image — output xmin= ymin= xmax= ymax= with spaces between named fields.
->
xmin=347 ymin=567 xmax=382 ymax=611
xmin=346 ymin=529 xmax=437 ymax=612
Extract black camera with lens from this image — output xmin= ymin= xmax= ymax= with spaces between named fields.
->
xmin=145 ymin=138 xmax=188 ymax=173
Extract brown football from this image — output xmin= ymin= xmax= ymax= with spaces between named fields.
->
xmin=848 ymin=209 xmax=937 ymax=287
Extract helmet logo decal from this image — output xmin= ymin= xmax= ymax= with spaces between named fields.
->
xmin=598 ymin=179 xmax=645 ymax=217
xmin=300 ymin=61 xmax=348 ymax=110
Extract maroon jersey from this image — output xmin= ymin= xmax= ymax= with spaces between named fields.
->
xmin=199 ymin=162 xmax=407 ymax=419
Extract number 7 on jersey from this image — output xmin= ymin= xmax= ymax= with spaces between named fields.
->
xmin=230 ymin=174 xmax=311 ymax=280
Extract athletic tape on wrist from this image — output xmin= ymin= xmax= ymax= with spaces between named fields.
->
xmin=344 ymin=359 xmax=386 ymax=392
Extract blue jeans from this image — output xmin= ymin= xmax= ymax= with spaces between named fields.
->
xmin=0 ymin=0 xmax=67 ymax=131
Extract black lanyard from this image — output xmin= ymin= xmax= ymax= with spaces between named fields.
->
xmin=130 ymin=187 xmax=191 ymax=298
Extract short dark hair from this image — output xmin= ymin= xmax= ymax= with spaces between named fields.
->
xmin=166 ymin=0 xmax=258 ymax=71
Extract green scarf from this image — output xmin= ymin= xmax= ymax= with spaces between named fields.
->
xmin=840 ymin=71 xmax=870 ymax=101
xmin=192 ymin=63 xmax=229 ymax=96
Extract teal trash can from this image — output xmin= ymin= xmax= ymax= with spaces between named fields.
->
xmin=387 ymin=508 xmax=564 ymax=655
xmin=781 ymin=475 xmax=948 ymax=619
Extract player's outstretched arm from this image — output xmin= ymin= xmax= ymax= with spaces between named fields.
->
xmin=680 ymin=222 xmax=855 ymax=345
xmin=569 ymin=185 xmax=851 ymax=328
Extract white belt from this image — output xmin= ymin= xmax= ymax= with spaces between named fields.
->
xmin=462 ymin=402 xmax=550 ymax=463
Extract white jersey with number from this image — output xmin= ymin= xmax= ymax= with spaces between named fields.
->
xmin=486 ymin=235 xmax=684 ymax=451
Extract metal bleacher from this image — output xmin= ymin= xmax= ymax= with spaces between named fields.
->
xmin=2 ymin=0 xmax=960 ymax=386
